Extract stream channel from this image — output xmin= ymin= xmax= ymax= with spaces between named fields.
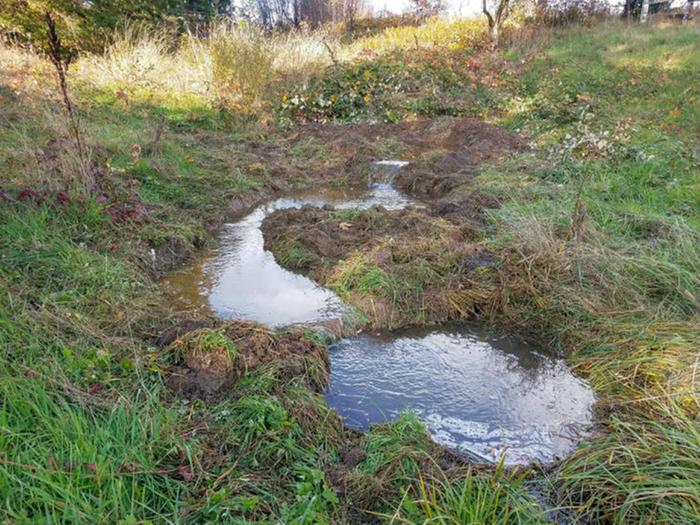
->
xmin=163 ymin=161 xmax=595 ymax=465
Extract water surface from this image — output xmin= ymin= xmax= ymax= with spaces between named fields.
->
xmin=326 ymin=325 xmax=595 ymax=464
xmin=163 ymin=164 xmax=415 ymax=327
xmin=163 ymin=162 xmax=596 ymax=465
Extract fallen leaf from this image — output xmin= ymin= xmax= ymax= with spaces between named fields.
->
xmin=339 ymin=222 xmax=352 ymax=231
xmin=176 ymin=465 xmax=193 ymax=481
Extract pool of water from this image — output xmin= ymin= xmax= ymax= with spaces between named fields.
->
xmin=163 ymin=161 xmax=596 ymax=464
xmin=326 ymin=325 xmax=596 ymax=464
xmin=162 ymin=162 xmax=416 ymax=327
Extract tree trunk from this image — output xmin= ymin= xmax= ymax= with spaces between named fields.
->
xmin=483 ymin=0 xmax=509 ymax=47
xmin=490 ymin=23 xmax=500 ymax=45
xmin=640 ymin=0 xmax=650 ymax=22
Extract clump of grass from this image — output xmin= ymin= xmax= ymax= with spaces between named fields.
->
xmin=168 ymin=328 xmax=237 ymax=373
xmin=344 ymin=411 xmax=434 ymax=511
xmin=0 ymin=377 xmax=191 ymax=523
xmin=557 ymin=400 xmax=700 ymax=524
xmin=329 ymin=254 xmax=397 ymax=300
xmin=269 ymin=237 xmax=322 ymax=271
xmin=389 ymin=462 xmax=547 ymax=524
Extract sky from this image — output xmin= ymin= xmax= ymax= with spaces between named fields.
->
xmin=367 ymin=0 xmax=499 ymax=17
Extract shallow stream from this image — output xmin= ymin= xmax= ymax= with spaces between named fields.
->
xmin=164 ymin=162 xmax=595 ymax=464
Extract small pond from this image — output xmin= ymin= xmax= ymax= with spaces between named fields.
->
xmin=326 ymin=325 xmax=595 ymax=464
xmin=163 ymin=161 xmax=595 ymax=464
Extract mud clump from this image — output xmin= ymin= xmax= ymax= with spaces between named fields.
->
xmin=430 ymin=191 xmax=501 ymax=226
xmin=262 ymin=206 xmax=500 ymax=329
xmin=262 ymin=205 xmax=451 ymax=270
xmin=166 ymin=321 xmax=329 ymax=399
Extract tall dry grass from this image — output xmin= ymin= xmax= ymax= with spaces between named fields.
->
xmin=349 ymin=16 xmax=490 ymax=54
xmin=73 ymin=17 xmax=494 ymax=111
xmin=76 ymin=21 xmax=343 ymax=110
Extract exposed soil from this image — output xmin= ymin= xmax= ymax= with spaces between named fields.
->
xmin=430 ymin=190 xmax=503 ymax=226
xmin=165 ymin=320 xmax=329 ymax=399
xmin=262 ymin=205 xmax=472 ymax=267
xmin=262 ymin=205 xmax=499 ymax=329
xmin=148 ymin=117 xmax=523 ymax=277
xmin=291 ymin=117 xmax=527 ymax=198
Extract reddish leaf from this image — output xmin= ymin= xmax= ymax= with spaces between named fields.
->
xmin=176 ymin=465 xmax=193 ymax=481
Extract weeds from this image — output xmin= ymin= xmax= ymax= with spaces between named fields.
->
xmin=388 ymin=462 xmax=547 ymax=524
xmin=1 ymin=13 xmax=699 ymax=525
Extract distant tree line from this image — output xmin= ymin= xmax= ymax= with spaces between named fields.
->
xmin=0 ymin=0 xmax=376 ymax=51
xmin=2 ymin=0 xmax=692 ymax=53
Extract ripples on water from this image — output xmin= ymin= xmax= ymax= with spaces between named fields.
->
xmin=326 ymin=326 xmax=596 ymax=464
xmin=163 ymin=162 xmax=595 ymax=464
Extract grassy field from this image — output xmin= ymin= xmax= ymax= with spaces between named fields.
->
xmin=1 ymin=14 xmax=699 ymax=524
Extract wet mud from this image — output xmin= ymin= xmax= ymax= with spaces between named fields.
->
xmin=166 ymin=320 xmax=329 ymax=399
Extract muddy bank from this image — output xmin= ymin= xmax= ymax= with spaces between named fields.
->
xmin=146 ymin=117 xmax=522 ymax=278
xmin=291 ymin=117 xmax=527 ymax=199
xmin=165 ymin=320 xmax=329 ymax=399
xmin=262 ymin=205 xmax=498 ymax=329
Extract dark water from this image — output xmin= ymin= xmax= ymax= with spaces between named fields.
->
xmin=162 ymin=162 xmax=414 ymax=327
xmin=326 ymin=325 xmax=595 ymax=464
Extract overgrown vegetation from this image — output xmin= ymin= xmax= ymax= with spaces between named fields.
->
xmin=1 ymin=8 xmax=699 ymax=524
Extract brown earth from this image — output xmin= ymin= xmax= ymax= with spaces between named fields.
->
xmin=290 ymin=117 xmax=527 ymax=198
xmin=165 ymin=320 xmax=329 ymax=399
xmin=262 ymin=205 xmax=471 ymax=268
xmin=148 ymin=117 xmax=522 ymax=276
xmin=261 ymin=205 xmax=499 ymax=329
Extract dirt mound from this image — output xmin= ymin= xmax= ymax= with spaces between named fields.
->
xmin=262 ymin=205 xmax=467 ymax=274
xmin=290 ymin=117 xmax=526 ymax=197
xmin=296 ymin=117 xmax=523 ymax=157
xmin=431 ymin=191 xmax=501 ymax=225
xmin=262 ymin=205 xmax=499 ymax=329
xmin=166 ymin=321 xmax=329 ymax=399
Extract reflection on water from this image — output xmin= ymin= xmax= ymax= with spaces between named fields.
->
xmin=326 ymin=325 xmax=596 ymax=464
xmin=163 ymin=161 xmax=596 ymax=465
xmin=162 ymin=166 xmax=416 ymax=327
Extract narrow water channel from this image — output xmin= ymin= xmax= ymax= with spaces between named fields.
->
xmin=162 ymin=163 xmax=413 ymax=326
xmin=163 ymin=162 xmax=595 ymax=464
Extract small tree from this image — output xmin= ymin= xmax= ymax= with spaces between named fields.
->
xmin=482 ymin=0 xmax=511 ymax=46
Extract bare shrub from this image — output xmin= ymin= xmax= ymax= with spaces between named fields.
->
xmin=44 ymin=12 xmax=93 ymax=190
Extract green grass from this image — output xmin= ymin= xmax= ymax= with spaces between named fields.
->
xmin=0 ymin=379 xmax=189 ymax=523
xmin=1 ymin=16 xmax=699 ymax=525
xmin=390 ymin=463 xmax=547 ymax=524
xmin=268 ymin=20 xmax=700 ymax=522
